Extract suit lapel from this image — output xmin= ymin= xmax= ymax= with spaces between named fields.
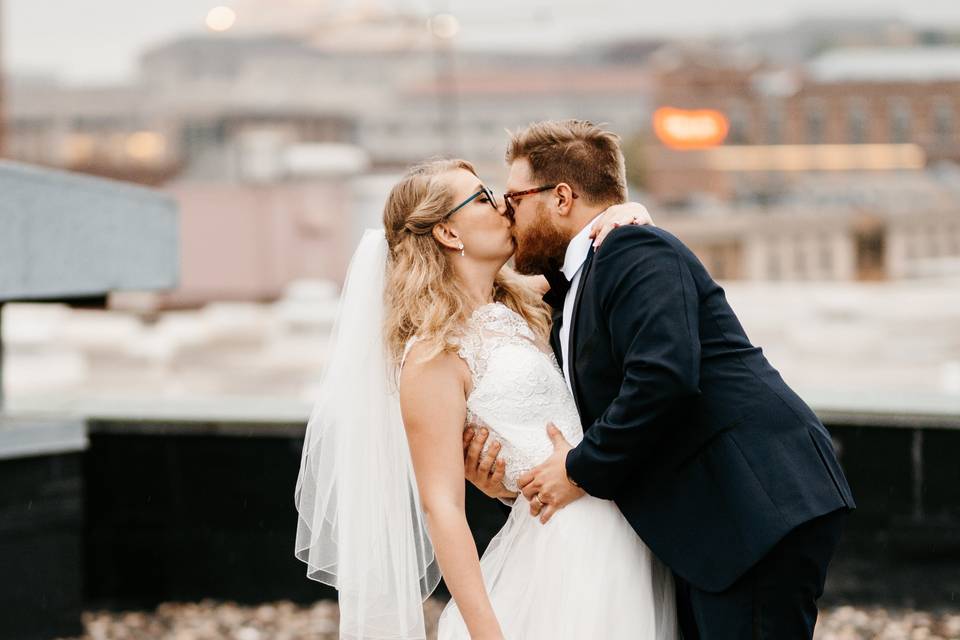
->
xmin=548 ymin=305 xmax=563 ymax=364
xmin=567 ymin=246 xmax=595 ymax=410
xmin=542 ymin=269 xmax=568 ymax=365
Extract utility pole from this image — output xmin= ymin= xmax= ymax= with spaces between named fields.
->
xmin=0 ymin=0 xmax=6 ymax=156
xmin=0 ymin=0 xmax=5 ymax=410
xmin=428 ymin=6 xmax=460 ymax=156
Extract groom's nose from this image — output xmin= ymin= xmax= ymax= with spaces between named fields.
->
xmin=500 ymin=198 xmax=515 ymax=222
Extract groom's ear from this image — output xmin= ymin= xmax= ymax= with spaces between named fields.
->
xmin=432 ymin=222 xmax=461 ymax=251
xmin=554 ymin=183 xmax=576 ymax=217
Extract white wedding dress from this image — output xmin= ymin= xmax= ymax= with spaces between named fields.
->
xmin=414 ymin=302 xmax=677 ymax=640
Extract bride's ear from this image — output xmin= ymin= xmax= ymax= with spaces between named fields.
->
xmin=432 ymin=222 xmax=462 ymax=252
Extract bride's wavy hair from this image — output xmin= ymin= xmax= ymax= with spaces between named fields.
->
xmin=383 ymin=158 xmax=550 ymax=366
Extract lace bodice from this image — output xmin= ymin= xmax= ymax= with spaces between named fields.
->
xmin=454 ymin=303 xmax=584 ymax=492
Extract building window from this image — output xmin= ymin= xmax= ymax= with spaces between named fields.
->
xmin=765 ymin=102 xmax=784 ymax=144
xmin=847 ymin=100 xmax=868 ymax=144
xmin=794 ymin=238 xmax=807 ymax=278
xmin=855 ymin=225 xmax=886 ymax=281
xmin=766 ymin=247 xmax=782 ymax=281
xmin=712 ymin=252 xmax=727 ymax=280
xmin=805 ymin=99 xmax=825 ymax=144
xmin=727 ymin=100 xmax=749 ymax=145
xmin=933 ymin=99 xmax=954 ymax=141
xmin=889 ymin=98 xmax=912 ymax=144
xmin=819 ymin=239 xmax=833 ymax=275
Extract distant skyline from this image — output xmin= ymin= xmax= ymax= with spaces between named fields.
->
xmin=4 ymin=0 xmax=960 ymax=85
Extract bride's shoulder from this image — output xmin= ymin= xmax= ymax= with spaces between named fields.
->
xmin=400 ymin=339 xmax=470 ymax=385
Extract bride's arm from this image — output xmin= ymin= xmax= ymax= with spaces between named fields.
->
xmin=399 ymin=347 xmax=504 ymax=640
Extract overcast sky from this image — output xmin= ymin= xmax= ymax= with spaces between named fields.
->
xmin=4 ymin=0 xmax=960 ymax=85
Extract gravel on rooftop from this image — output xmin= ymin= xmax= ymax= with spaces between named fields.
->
xmin=56 ymin=600 xmax=960 ymax=640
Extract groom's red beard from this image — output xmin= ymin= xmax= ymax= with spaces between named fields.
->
xmin=512 ymin=203 xmax=569 ymax=276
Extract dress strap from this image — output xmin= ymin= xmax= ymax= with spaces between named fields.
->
xmin=400 ymin=336 xmax=419 ymax=371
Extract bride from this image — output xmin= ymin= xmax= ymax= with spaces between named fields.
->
xmin=295 ymin=159 xmax=677 ymax=639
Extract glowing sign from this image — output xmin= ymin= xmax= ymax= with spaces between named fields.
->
xmin=653 ymin=107 xmax=729 ymax=150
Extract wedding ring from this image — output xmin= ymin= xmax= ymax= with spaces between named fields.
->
xmin=534 ymin=494 xmax=545 ymax=506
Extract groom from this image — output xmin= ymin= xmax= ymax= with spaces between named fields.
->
xmin=475 ymin=119 xmax=855 ymax=639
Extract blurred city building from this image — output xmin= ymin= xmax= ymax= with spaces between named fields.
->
xmin=743 ymin=17 xmax=927 ymax=65
xmin=645 ymin=43 xmax=960 ymax=204
xmin=5 ymin=18 xmax=654 ymax=182
xmin=659 ymin=169 xmax=960 ymax=281
xmin=3 ymin=9 xmax=959 ymax=308
xmin=5 ymin=11 xmax=655 ymax=307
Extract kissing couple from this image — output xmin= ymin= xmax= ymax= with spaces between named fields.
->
xmin=295 ymin=120 xmax=855 ymax=640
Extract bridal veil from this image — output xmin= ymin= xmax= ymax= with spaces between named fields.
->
xmin=294 ymin=229 xmax=440 ymax=639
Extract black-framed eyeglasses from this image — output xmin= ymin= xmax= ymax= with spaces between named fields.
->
xmin=502 ymin=184 xmax=578 ymax=216
xmin=443 ymin=185 xmax=500 ymax=220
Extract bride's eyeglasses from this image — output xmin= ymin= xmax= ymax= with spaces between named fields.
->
xmin=442 ymin=185 xmax=501 ymax=220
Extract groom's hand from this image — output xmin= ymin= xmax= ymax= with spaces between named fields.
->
xmin=518 ymin=423 xmax=585 ymax=524
xmin=463 ymin=426 xmax=517 ymax=500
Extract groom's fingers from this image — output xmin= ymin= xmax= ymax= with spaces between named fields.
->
xmin=465 ymin=428 xmax=488 ymax=468
xmin=520 ymin=481 xmax=540 ymax=503
xmin=517 ymin=470 xmax=535 ymax=490
xmin=539 ymin=504 xmax=557 ymax=524
xmin=477 ymin=441 xmax=499 ymax=477
xmin=490 ymin=459 xmax=506 ymax=485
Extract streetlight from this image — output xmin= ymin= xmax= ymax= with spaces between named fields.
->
xmin=427 ymin=13 xmax=460 ymax=40
xmin=206 ymin=6 xmax=237 ymax=32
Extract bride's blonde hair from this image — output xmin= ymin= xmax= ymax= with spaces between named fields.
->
xmin=383 ymin=159 xmax=550 ymax=365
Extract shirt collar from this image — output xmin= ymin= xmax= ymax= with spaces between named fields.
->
xmin=561 ymin=213 xmax=604 ymax=281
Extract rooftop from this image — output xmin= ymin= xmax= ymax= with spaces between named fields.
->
xmin=808 ymin=46 xmax=960 ymax=83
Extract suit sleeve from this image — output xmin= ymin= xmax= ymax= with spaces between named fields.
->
xmin=565 ymin=226 xmax=701 ymax=499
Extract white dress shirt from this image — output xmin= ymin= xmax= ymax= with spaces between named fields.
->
xmin=559 ymin=214 xmax=604 ymax=393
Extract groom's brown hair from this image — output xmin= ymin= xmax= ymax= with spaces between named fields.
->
xmin=506 ymin=119 xmax=627 ymax=206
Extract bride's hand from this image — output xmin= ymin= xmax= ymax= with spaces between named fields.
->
xmin=590 ymin=202 xmax=655 ymax=248
xmin=463 ymin=427 xmax=518 ymax=500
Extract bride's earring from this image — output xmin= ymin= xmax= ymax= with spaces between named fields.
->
xmin=458 ymin=242 xmax=465 ymax=257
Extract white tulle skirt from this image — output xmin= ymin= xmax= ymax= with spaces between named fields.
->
xmin=437 ymin=494 xmax=678 ymax=639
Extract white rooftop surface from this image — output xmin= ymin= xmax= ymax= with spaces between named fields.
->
xmin=2 ymin=277 xmax=960 ymax=425
xmin=808 ymin=47 xmax=960 ymax=83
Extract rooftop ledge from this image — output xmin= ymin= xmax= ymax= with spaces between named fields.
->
xmin=0 ymin=160 xmax=179 ymax=302
xmin=4 ymin=388 xmax=959 ymax=439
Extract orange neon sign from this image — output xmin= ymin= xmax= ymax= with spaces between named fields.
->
xmin=653 ymin=107 xmax=729 ymax=150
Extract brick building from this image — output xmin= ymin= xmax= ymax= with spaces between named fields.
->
xmin=645 ymin=45 xmax=960 ymax=204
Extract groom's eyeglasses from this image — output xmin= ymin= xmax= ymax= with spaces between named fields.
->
xmin=443 ymin=185 xmax=501 ymax=220
xmin=502 ymin=184 xmax=578 ymax=217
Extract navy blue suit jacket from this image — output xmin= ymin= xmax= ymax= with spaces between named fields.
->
xmin=551 ymin=225 xmax=855 ymax=593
